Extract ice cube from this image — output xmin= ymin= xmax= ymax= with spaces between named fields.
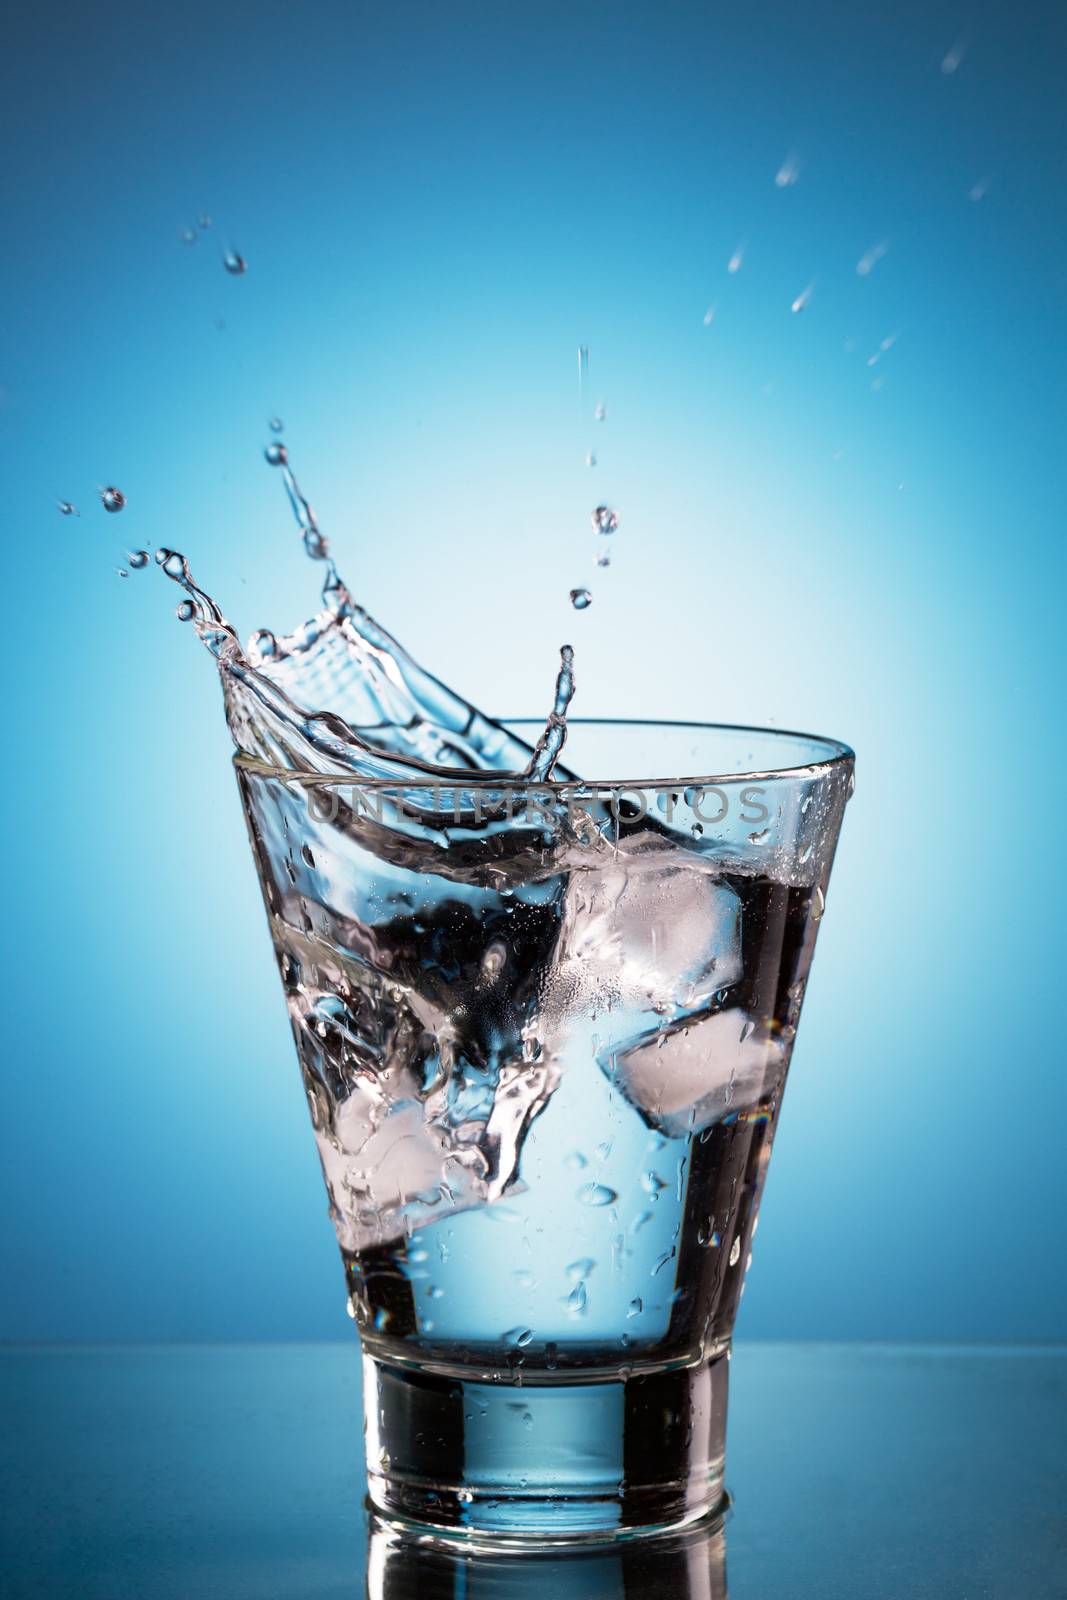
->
xmin=605 ymin=1009 xmax=785 ymax=1137
xmin=544 ymin=837 xmax=742 ymax=1053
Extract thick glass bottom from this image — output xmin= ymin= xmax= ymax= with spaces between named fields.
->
xmin=362 ymin=1345 xmax=730 ymax=1550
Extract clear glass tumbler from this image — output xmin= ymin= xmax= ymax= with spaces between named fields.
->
xmin=236 ymin=720 xmax=853 ymax=1548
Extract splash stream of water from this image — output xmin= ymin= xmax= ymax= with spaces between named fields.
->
xmin=154 ymin=446 xmax=577 ymax=783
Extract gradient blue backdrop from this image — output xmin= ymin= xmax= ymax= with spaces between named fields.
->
xmin=2 ymin=0 xmax=1064 ymax=1342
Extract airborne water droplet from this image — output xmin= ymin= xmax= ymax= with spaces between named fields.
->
xmin=269 ymin=416 xmax=284 ymax=433
xmin=176 ymin=599 xmax=196 ymax=622
xmin=57 ymin=501 xmax=78 ymax=517
xmin=596 ymin=551 xmax=611 ymax=568
xmin=128 ymin=549 xmax=149 ymax=569
xmin=115 ymin=567 xmax=129 ymax=578
xmin=791 ymin=283 xmax=815 ymax=314
xmin=856 ymin=240 xmax=889 ymax=277
xmin=100 ymin=486 xmax=126 ymax=513
xmin=585 ymin=451 xmax=597 ymax=468
xmin=703 ymin=304 xmax=716 ymax=326
xmin=224 ymin=251 xmax=247 ymax=275
xmin=578 ymin=1182 xmax=617 ymax=1208
xmin=264 ymin=442 xmax=288 ymax=466
xmin=570 ymin=588 xmax=592 ymax=611
xmin=594 ymin=402 xmax=606 ymax=422
xmin=728 ymin=242 xmax=745 ymax=274
xmin=774 ymin=151 xmax=802 ymax=188
xmin=592 ymin=505 xmax=618 ymax=536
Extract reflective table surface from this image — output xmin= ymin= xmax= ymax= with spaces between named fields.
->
xmin=1 ymin=1344 xmax=1063 ymax=1598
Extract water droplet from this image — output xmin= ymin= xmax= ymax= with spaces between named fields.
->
xmin=748 ymin=827 xmax=770 ymax=845
xmin=702 ymin=304 xmax=716 ymax=326
xmin=867 ymin=332 xmax=898 ymax=368
xmin=596 ymin=551 xmax=611 ymax=568
xmin=578 ymin=1182 xmax=617 ymax=1208
xmin=592 ymin=505 xmax=618 ymax=536
xmin=728 ymin=242 xmax=745 ymax=274
xmin=249 ymin=628 xmax=277 ymax=660
xmin=128 ymin=549 xmax=149 ymax=569
xmin=427 ymin=1285 xmax=444 ymax=1300
xmin=774 ymin=151 xmax=802 ymax=188
xmin=577 ymin=345 xmax=589 ymax=392
xmin=300 ymin=843 xmax=315 ymax=868
xmin=941 ymin=37 xmax=965 ymax=75
xmin=791 ymin=283 xmax=815 ymax=314
xmin=224 ymin=250 xmax=247 ymax=275
xmin=566 ymin=1281 xmax=588 ymax=1315
xmin=641 ymin=1171 xmax=667 ymax=1197
xmin=303 ymin=527 xmax=329 ymax=560
xmin=264 ymin=442 xmax=288 ymax=466
xmin=566 ymin=1151 xmax=588 ymax=1171
xmin=585 ymin=451 xmax=597 ymax=468
xmin=570 ymin=587 xmax=592 ymax=610
xmin=969 ymin=176 xmax=990 ymax=203
xmin=100 ymin=486 xmax=126 ymax=513
xmin=740 ymin=1018 xmax=755 ymax=1043
xmin=856 ymin=240 xmax=890 ymax=277
xmin=176 ymin=599 xmax=196 ymax=622
xmin=269 ymin=415 xmax=284 ymax=432
xmin=115 ymin=567 xmax=129 ymax=578
xmin=57 ymin=501 xmax=78 ymax=517
xmin=566 ymin=1258 xmax=595 ymax=1282
xmin=180 ymin=226 xmax=197 ymax=245
xmin=503 ymin=1326 xmax=534 ymax=1348
xmin=811 ymin=884 xmax=826 ymax=921
xmin=729 ymin=1235 xmax=742 ymax=1267
xmin=345 ymin=1295 xmax=357 ymax=1319
xmin=698 ymin=1219 xmax=721 ymax=1248
xmin=627 ymin=1298 xmax=643 ymax=1317
xmin=652 ymin=1247 xmax=676 ymax=1276
xmin=594 ymin=402 xmax=607 ymax=422
xmin=161 ymin=552 xmax=186 ymax=580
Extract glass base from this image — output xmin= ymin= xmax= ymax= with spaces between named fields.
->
xmin=362 ymin=1345 xmax=730 ymax=1550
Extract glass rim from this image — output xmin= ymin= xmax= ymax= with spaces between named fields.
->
xmin=234 ymin=718 xmax=855 ymax=791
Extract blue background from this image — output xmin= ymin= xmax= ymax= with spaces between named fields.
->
xmin=2 ymin=0 xmax=1064 ymax=1342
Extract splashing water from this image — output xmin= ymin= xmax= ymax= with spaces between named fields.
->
xmin=152 ymin=445 xmax=579 ymax=784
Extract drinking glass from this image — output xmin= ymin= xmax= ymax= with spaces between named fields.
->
xmin=236 ymin=720 xmax=853 ymax=1548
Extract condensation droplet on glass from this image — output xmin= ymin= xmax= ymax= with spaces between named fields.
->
xmin=812 ymin=885 xmax=826 ymax=921
xmin=264 ymin=442 xmax=288 ymax=466
xmin=345 ymin=1295 xmax=357 ymax=1320
xmin=578 ymin=1182 xmax=617 ymax=1208
xmin=223 ymin=251 xmax=247 ymax=276
xmin=748 ymin=827 xmax=770 ymax=845
xmin=566 ymin=1258 xmax=595 ymax=1283
xmin=100 ymin=486 xmax=126 ymax=513
xmin=592 ymin=505 xmax=618 ymax=536
xmin=566 ymin=1281 xmax=588 ymax=1315
xmin=566 ymin=1151 xmax=588 ymax=1171
xmin=503 ymin=1326 xmax=534 ymax=1348
xmin=729 ymin=1236 xmax=742 ymax=1267
xmin=570 ymin=587 xmax=592 ymax=610
xmin=176 ymin=599 xmax=196 ymax=622
xmin=627 ymin=1297 xmax=643 ymax=1317
xmin=641 ymin=1171 xmax=667 ymax=1197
